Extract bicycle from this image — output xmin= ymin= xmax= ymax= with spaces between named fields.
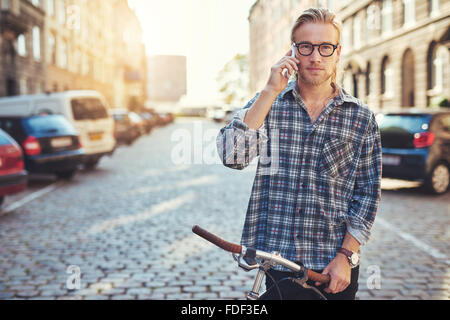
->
xmin=192 ymin=225 xmax=331 ymax=300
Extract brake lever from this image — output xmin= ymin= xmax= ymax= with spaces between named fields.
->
xmin=290 ymin=271 xmax=328 ymax=300
xmin=232 ymin=253 xmax=260 ymax=272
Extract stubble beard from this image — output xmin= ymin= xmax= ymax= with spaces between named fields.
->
xmin=298 ymin=64 xmax=336 ymax=88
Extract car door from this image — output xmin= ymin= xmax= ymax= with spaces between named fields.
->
xmin=431 ymin=113 xmax=450 ymax=164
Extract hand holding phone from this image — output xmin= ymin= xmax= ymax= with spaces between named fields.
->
xmin=282 ymin=43 xmax=297 ymax=79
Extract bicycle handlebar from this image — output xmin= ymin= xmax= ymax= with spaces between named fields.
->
xmin=192 ymin=225 xmax=330 ymax=284
xmin=192 ymin=225 xmax=242 ymax=254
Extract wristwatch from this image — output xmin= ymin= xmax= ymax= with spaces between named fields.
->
xmin=338 ymin=248 xmax=360 ymax=268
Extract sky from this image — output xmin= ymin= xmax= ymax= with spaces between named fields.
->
xmin=128 ymin=0 xmax=256 ymax=105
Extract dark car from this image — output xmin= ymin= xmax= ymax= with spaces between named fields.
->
xmin=0 ymin=114 xmax=84 ymax=180
xmin=0 ymin=129 xmax=27 ymax=207
xmin=378 ymin=108 xmax=450 ymax=194
xmin=128 ymin=112 xmax=147 ymax=136
xmin=158 ymin=112 xmax=174 ymax=125
xmin=138 ymin=112 xmax=157 ymax=133
xmin=110 ymin=110 xmax=140 ymax=145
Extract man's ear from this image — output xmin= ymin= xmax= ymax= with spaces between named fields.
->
xmin=337 ymin=45 xmax=342 ymax=57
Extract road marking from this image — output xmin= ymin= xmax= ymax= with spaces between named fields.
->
xmin=87 ymin=191 xmax=196 ymax=234
xmin=376 ymin=216 xmax=447 ymax=260
xmin=0 ymin=182 xmax=61 ymax=217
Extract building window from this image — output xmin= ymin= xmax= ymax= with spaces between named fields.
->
xmin=365 ymin=61 xmax=371 ymax=96
xmin=58 ymin=0 xmax=66 ymax=26
xmin=366 ymin=4 xmax=380 ymax=38
xmin=59 ymin=40 xmax=68 ymax=69
xmin=32 ymin=26 xmax=41 ymax=61
xmin=432 ymin=46 xmax=448 ymax=93
xmin=20 ymin=79 xmax=28 ymax=95
xmin=343 ymin=70 xmax=353 ymax=94
xmin=48 ymin=33 xmax=56 ymax=64
xmin=1 ymin=0 xmax=11 ymax=10
xmin=353 ymin=15 xmax=361 ymax=49
xmin=342 ymin=19 xmax=352 ymax=53
xmin=47 ymin=0 xmax=55 ymax=16
xmin=381 ymin=56 xmax=394 ymax=97
xmin=381 ymin=0 xmax=393 ymax=36
xmin=402 ymin=0 xmax=416 ymax=28
xmin=327 ymin=0 xmax=334 ymax=11
xmin=17 ymin=34 xmax=27 ymax=57
xmin=429 ymin=0 xmax=439 ymax=17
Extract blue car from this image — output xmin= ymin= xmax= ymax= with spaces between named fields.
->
xmin=378 ymin=108 xmax=450 ymax=194
xmin=0 ymin=114 xmax=85 ymax=180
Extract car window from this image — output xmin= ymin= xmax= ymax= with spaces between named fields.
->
xmin=378 ymin=114 xmax=432 ymax=133
xmin=71 ymin=98 xmax=108 ymax=120
xmin=0 ymin=129 xmax=13 ymax=146
xmin=0 ymin=118 xmax=24 ymax=139
xmin=34 ymin=100 xmax=60 ymax=115
xmin=22 ymin=115 xmax=76 ymax=135
xmin=112 ymin=114 xmax=125 ymax=121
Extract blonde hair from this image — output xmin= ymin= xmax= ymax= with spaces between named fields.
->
xmin=290 ymin=8 xmax=342 ymax=92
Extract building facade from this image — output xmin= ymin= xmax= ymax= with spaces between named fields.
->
xmin=113 ymin=0 xmax=147 ymax=110
xmin=0 ymin=0 xmax=46 ymax=97
xmin=248 ymin=0 xmax=450 ymax=110
xmin=0 ymin=0 xmax=147 ymax=109
xmin=338 ymin=0 xmax=449 ymax=110
xmin=248 ymin=0 xmax=316 ymax=95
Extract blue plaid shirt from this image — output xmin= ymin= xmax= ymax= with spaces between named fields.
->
xmin=217 ymin=81 xmax=382 ymax=271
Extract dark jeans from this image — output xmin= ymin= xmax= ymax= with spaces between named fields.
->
xmin=260 ymin=265 xmax=359 ymax=300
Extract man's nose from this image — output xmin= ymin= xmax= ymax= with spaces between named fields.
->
xmin=309 ymin=48 xmax=322 ymax=62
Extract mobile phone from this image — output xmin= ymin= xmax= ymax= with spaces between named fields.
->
xmin=282 ymin=43 xmax=297 ymax=79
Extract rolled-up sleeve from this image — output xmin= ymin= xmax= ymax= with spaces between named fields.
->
xmin=216 ymin=94 xmax=269 ymax=170
xmin=346 ymin=113 xmax=382 ymax=245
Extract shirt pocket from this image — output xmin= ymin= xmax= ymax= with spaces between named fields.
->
xmin=319 ymin=138 xmax=354 ymax=178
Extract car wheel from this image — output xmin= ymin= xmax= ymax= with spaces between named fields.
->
xmin=56 ymin=170 xmax=77 ymax=180
xmin=425 ymin=162 xmax=450 ymax=194
xmin=84 ymin=158 xmax=100 ymax=170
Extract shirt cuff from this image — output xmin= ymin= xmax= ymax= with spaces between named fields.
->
xmin=234 ymin=108 xmax=267 ymax=133
xmin=346 ymin=224 xmax=371 ymax=246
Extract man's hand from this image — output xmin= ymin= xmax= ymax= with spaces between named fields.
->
xmin=315 ymin=253 xmax=351 ymax=294
xmin=265 ymin=49 xmax=299 ymax=95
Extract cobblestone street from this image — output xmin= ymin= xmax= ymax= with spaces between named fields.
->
xmin=0 ymin=118 xmax=449 ymax=300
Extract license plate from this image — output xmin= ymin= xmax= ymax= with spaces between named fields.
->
xmin=51 ymin=137 xmax=73 ymax=148
xmin=89 ymin=133 xmax=103 ymax=141
xmin=382 ymin=155 xmax=401 ymax=166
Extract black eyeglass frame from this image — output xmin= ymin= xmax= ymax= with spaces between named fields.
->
xmin=294 ymin=42 xmax=339 ymax=57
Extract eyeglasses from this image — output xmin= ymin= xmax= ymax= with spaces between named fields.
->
xmin=294 ymin=42 xmax=339 ymax=57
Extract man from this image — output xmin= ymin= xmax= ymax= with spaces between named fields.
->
xmin=216 ymin=8 xmax=382 ymax=300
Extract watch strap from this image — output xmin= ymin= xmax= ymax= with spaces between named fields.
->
xmin=338 ymin=247 xmax=353 ymax=258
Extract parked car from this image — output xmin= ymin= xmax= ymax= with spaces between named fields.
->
xmin=223 ymin=106 xmax=241 ymax=124
xmin=138 ymin=112 xmax=157 ymax=133
xmin=158 ymin=112 xmax=174 ymax=125
xmin=378 ymin=108 xmax=450 ymax=194
xmin=206 ymin=106 xmax=226 ymax=122
xmin=0 ymin=129 xmax=28 ymax=207
xmin=110 ymin=109 xmax=140 ymax=145
xmin=0 ymin=114 xmax=85 ymax=180
xmin=0 ymin=91 xmax=116 ymax=169
xmin=128 ymin=112 xmax=147 ymax=136
xmin=145 ymin=109 xmax=164 ymax=126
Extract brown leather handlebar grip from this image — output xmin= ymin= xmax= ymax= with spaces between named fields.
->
xmin=192 ymin=225 xmax=242 ymax=254
xmin=307 ymin=270 xmax=331 ymax=284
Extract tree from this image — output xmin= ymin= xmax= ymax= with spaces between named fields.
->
xmin=216 ymin=54 xmax=249 ymax=107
